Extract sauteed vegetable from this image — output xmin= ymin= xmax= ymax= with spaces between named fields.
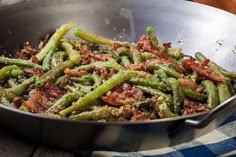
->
xmin=0 ymin=23 xmax=235 ymax=121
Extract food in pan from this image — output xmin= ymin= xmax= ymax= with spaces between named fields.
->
xmin=0 ymin=23 xmax=235 ymax=121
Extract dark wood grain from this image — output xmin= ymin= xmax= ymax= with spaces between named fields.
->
xmin=0 ymin=128 xmax=34 ymax=157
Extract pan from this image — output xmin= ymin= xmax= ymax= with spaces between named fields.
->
xmin=0 ymin=0 xmax=236 ymax=151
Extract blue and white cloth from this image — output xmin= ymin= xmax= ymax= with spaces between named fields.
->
xmin=92 ymin=113 xmax=236 ymax=157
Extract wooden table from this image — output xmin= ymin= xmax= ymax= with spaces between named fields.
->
xmin=0 ymin=0 xmax=235 ymax=157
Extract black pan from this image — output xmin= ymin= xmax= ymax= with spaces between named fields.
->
xmin=0 ymin=0 xmax=236 ymax=152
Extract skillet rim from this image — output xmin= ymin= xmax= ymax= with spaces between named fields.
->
xmin=0 ymin=0 xmax=235 ymax=125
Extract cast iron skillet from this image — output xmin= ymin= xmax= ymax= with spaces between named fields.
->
xmin=0 ymin=0 xmax=236 ymax=151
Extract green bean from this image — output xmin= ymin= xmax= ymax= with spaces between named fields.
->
xmin=130 ymin=44 xmax=142 ymax=64
xmin=136 ymin=85 xmax=172 ymax=102
xmin=36 ymin=23 xmax=76 ymax=61
xmin=0 ymin=97 xmax=14 ymax=107
xmin=182 ymin=88 xmax=207 ymax=102
xmin=72 ymin=83 xmax=94 ymax=93
xmin=61 ymin=42 xmax=81 ymax=65
xmin=195 ymin=52 xmax=236 ymax=78
xmin=35 ymin=60 xmax=74 ymax=88
xmin=141 ymin=52 xmax=156 ymax=60
xmin=117 ymin=47 xmax=130 ymax=56
xmin=0 ymin=65 xmax=18 ymax=80
xmin=19 ymin=105 xmax=29 ymax=112
xmin=129 ymin=77 xmax=168 ymax=89
xmin=217 ymin=81 xmax=231 ymax=103
xmin=7 ymin=78 xmax=18 ymax=88
xmin=226 ymin=77 xmax=235 ymax=95
xmin=147 ymin=63 xmax=184 ymax=78
xmin=7 ymin=76 xmax=37 ymax=96
xmin=168 ymin=78 xmax=184 ymax=104
xmin=92 ymin=74 xmax=102 ymax=87
xmin=0 ymin=56 xmax=41 ymax=68
xmin=146 ymin=26 xmax=159 ymax=47
xmin=76 ymin=59 xmax=124 ymax=71
xmin=69 ymin=106 xmax=118 ymax=121
xmin=121 ymin=56 xmax=131 ymax=66
xmin=146 ymin=26 xmax=165 ymax=52
xmin=201 ymin=80 xmax=219 ymax=108
xmin=167 ymin=48 xmax=183 ymax=59
xmin=42 ymin=44 xmax=58 ymax=71
xmin=47 ymin=93 xmax=80 ymax=112
xmin=159 ymin=102 xmax=176 ymax=118
xmin=74 ymin=28 xmax=114 ymax=45
xmin=66 ymin=85 xmax=87 ymax=95
xmin=51 ymin=51 xmax=68 ymax=68
xmin=10 ymin=68 xmax=23 ymax=77
xmin=154 ymin=69 xmax=168 ymax=81
xmin=0 ymin=88 xmax=16 ymax=101
xmin=70 ymin=77 xmax=93 ymax=85
xmin=55 ymin=75 xmax=67 ymax=86
xmin=59 ymin=70 xmax=140 ymax=116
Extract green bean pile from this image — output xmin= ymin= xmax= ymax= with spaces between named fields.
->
xmin=0 ymin=23 xmax=235 ymax=121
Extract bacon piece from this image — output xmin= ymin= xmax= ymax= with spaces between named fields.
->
xmin=94 ymin=67 xmax=117 ymax=80
xmin=145 ymin=54 xmax=184 ymax=73
xmin=64 ymin=68 xmax=88 ymax=77
xmin=23 ymin=91 xmax=47 ymax=113
xmin=30 ymin=55 xmax=40 ymax=64
xmin=112 ymin=43 xmax=122 ymax=50
xmin=102 ymin=83 xmax=143 ymax=106
xmin=23 ymin=84 xmax=65 ymax=113
xmin=131 ymin=110 xmax=150 ymax=121
xmin=80 ymin=49 xmax=112 ymax=64
xmin=179 ymin=78 xmax=198 ymax=91
xmin=16 ymin=42 xmax=38 ymax=60
xmin=137 ymin=35 xmax=159 ymax=55
xmin=41 ymin=84 xmax=65 ymax=102
xmin=23 ymin=68 xmax=44 ymax=77
xmin=125 ymin=64 xmax=146 ymax=71
xmin=38 ymin=33 xmax=51 ymax=50
xmin=182 ymin=58 xmax=225 ymax=82
xmin=182 ymin=98 xmax=210 ymax=115
xmin=59 ymin=76 xmax=72 ymax=89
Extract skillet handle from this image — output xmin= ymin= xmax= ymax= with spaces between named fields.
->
xmin=184 ymin=95 xmax=236 ymax=128
xmin=169 ymin=95 xmax=236 ymax=138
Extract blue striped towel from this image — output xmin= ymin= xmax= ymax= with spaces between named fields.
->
xmin=92 ymin=113 xmax=236 ymax=157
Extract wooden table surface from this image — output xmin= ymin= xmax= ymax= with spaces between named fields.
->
xmin=0 ymin=0 xmax=236 ymax=157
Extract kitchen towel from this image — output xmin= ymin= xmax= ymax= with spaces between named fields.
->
xmin=92 ymin=113 xmax=236 ymax=157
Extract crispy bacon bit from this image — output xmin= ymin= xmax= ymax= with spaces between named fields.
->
xmin=23 ymin=84 xmax=65 ymax=113
xmin=179 ymin=78 xmax=198 ymax=91
xmin=23 ymin=68 xmax=43 ymax=77
xmin=30 ymin=55 xmax=40 ymax=64
xmin=38 ymin=33 xmax=51 ymax=50
xmin=112 ymin=43 xmax=122 ymax=50
xmin=16 ymin=42 xmax=38 ymax=60
xmin=125 ymin=64 xmax=146 ymax=71
xmin=23 ymin=91 xmax=46 ymax=112
xmin=59 ymin=76 xmax=72 ymax=89
xmin=80 ymin=49 xmax=112 ymax=64
xmin=12 ymin=97 xmax=24 ymax=108
xmin=163 ymin=42 xmax=172 ymax=49
xmin=182 ymin=58 xmax=225 ymax=82
xmin=182 ymin=98 xmax=210 ymax=115
xmin=201 ymin=59 xmax=210 ymax=66
xmin=102 ymin=83 xmax=143 ymax=106
xmin=94 ymin=67 xmax=117 ymax=79
xmin=131 ymin=110 xmax=150 ymax=121
xmin=64 ymin=68 xmax=88 ymax=77
xmin=145 ymin=54 xmax=184 ymax=73
xmin=137 ymin=35 xmax=159 ymax=55
xmin=41 ymin=84 xmax=65 ymax=102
